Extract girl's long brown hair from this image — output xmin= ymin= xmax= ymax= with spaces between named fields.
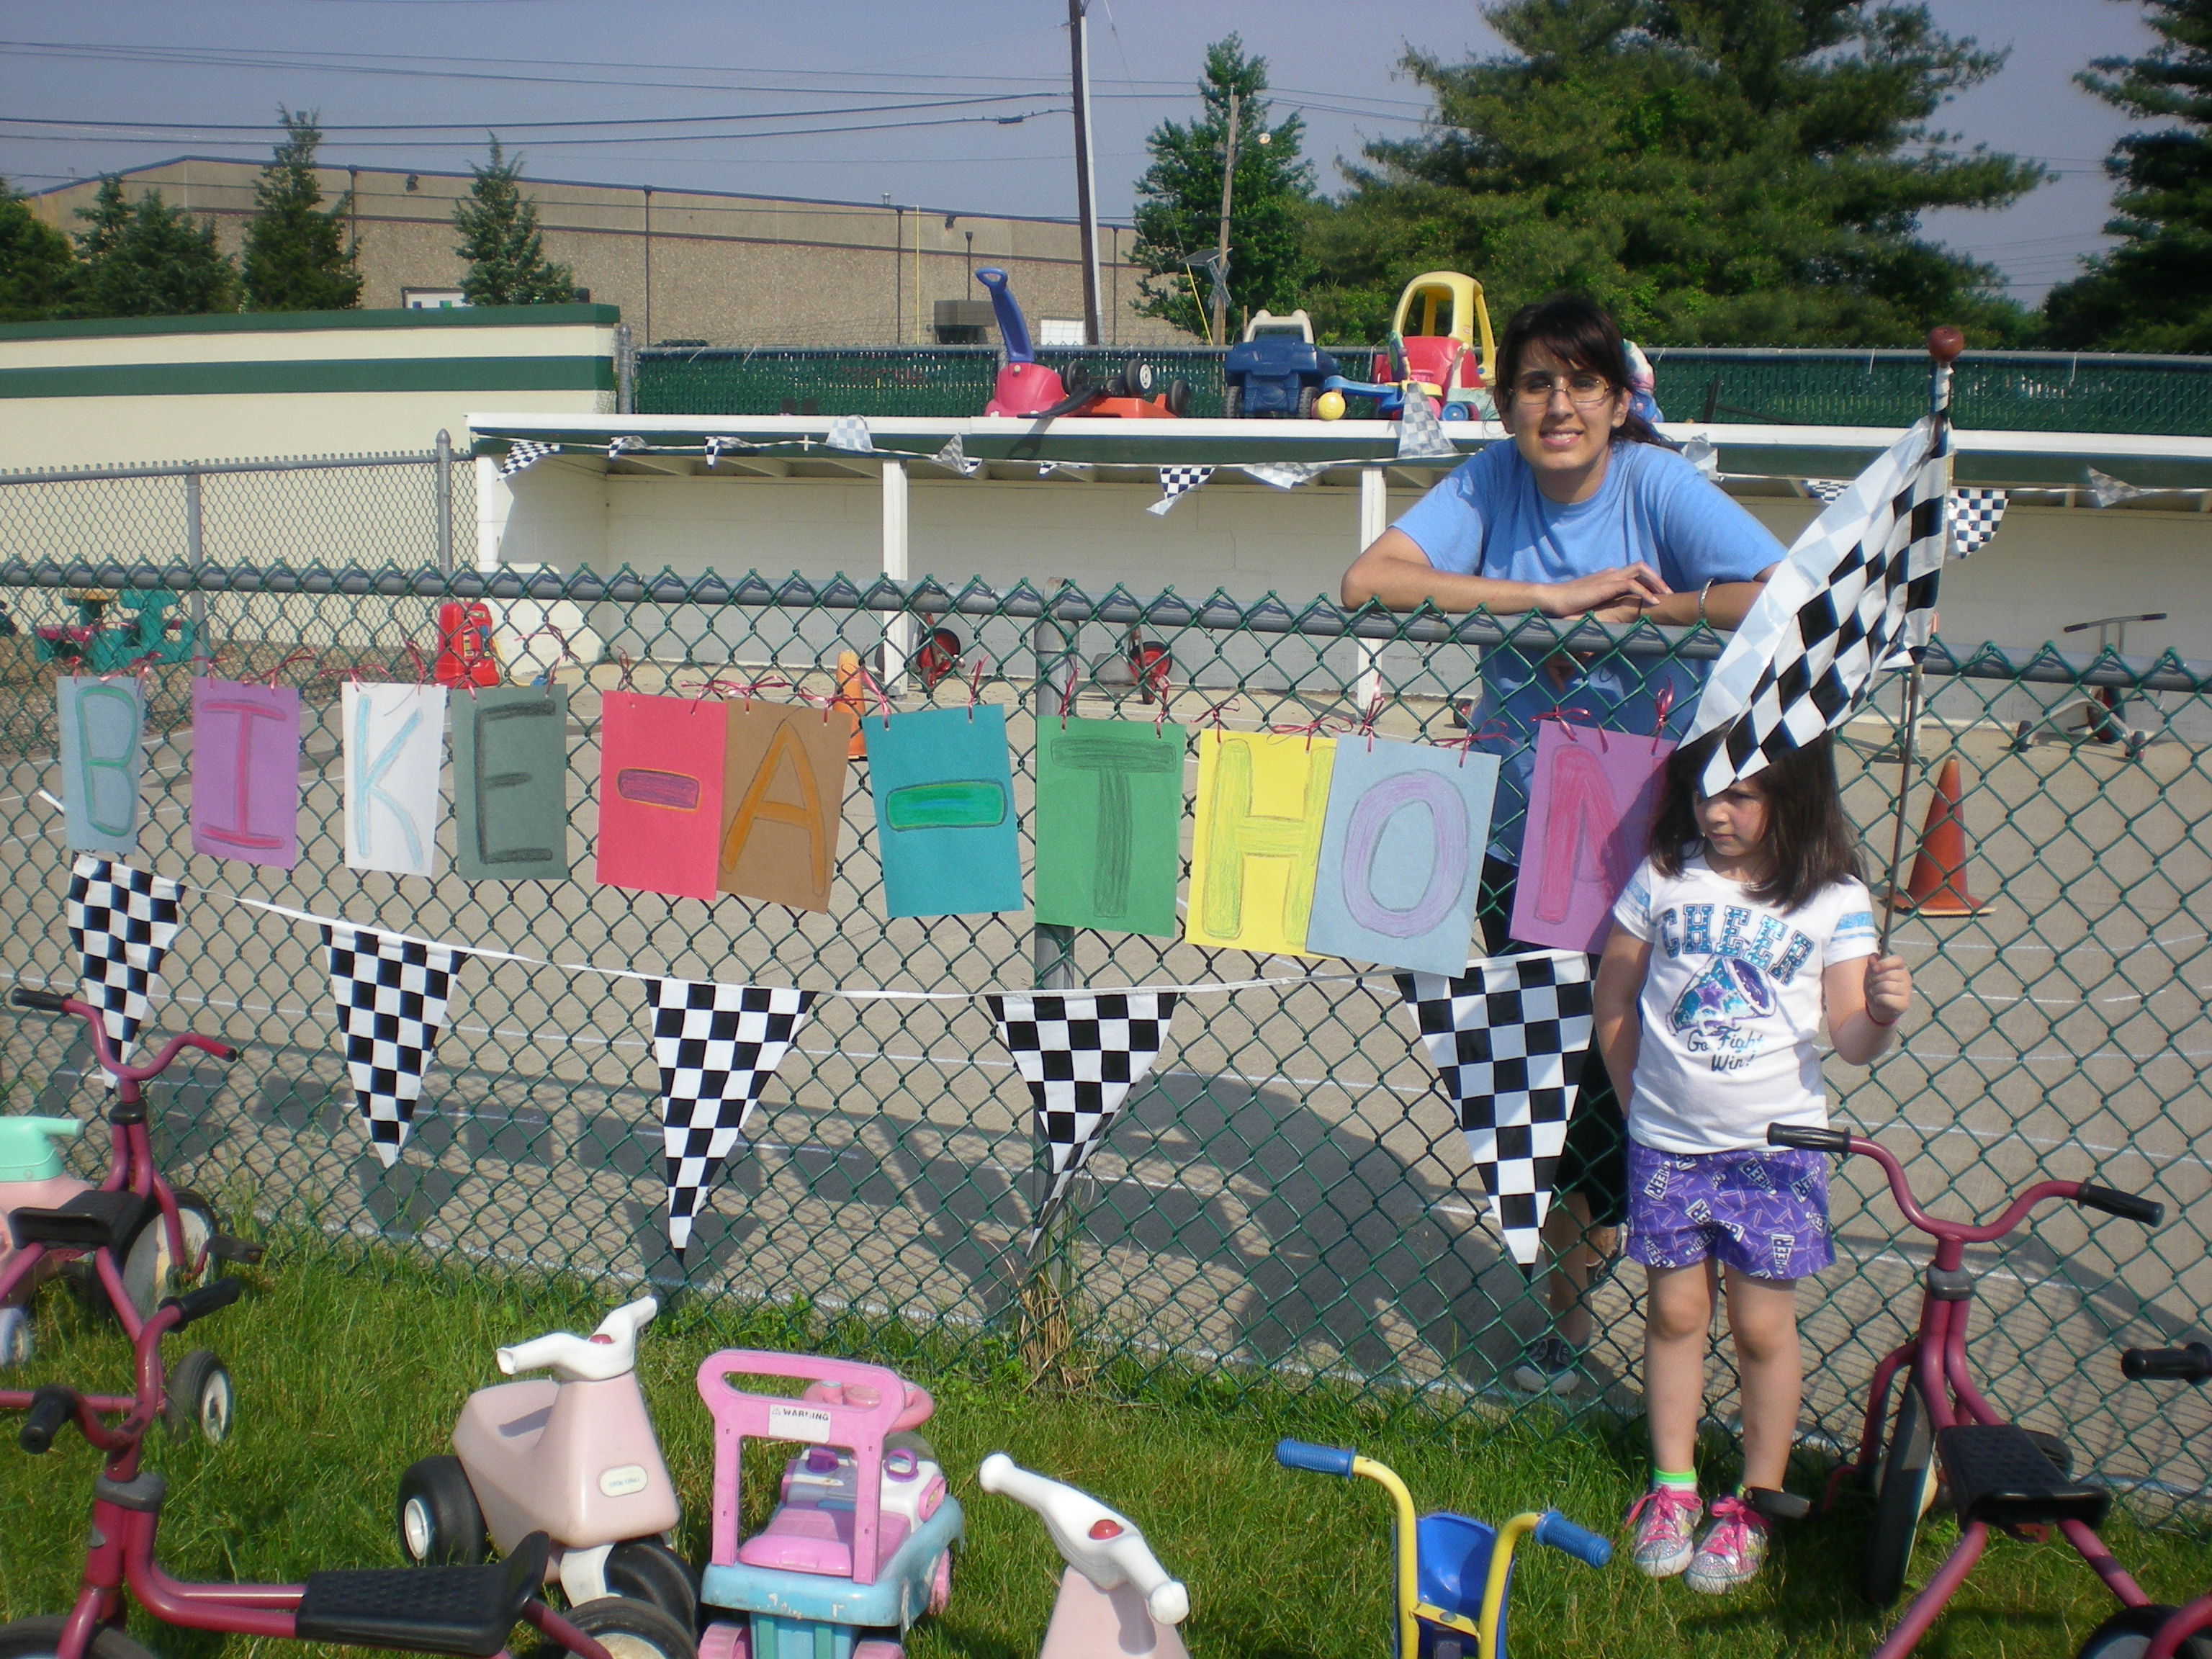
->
xmin=1496 ymin=294 xmax=1665 ymax=449
xmin=1650 ymin=732 xmax=1864 ymax=912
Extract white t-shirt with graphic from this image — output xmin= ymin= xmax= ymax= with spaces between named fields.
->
xmin=1611 ymin=850 xmax=1878 ymax=1154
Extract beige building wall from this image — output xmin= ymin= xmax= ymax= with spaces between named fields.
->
xmin=29 ymin=159 xmax=1189 ymax=350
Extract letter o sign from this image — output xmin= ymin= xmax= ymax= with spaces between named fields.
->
xmin=1339 ymin=771 xmax=1469 ymax=939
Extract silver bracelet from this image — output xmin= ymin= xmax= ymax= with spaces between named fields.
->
xmin=1697 ymin=580 xmax=1714 ymax=626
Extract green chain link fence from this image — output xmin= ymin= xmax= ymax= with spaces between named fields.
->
xmin=637 ymin=343 xmax=2212 ymax=436
xmin=0 ymin=454 xmax=2207 ymax=1510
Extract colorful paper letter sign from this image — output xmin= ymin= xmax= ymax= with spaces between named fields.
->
xmin=1185 ymin=732 xmax=1336 ymax=958
xmin=1035 ymin=717 xmax=1186 ymax=937
xmin=867 ymin=704 xmax=1022 ymax=919
xmin=57 ymin=675 xmax=146 ymax=855
xmin=719 ymin=700 xmax=852 ymax=913
xmin=189 ymin=678 xmax=302 ymax=868
xmin=451 ymin=685 xmax=570 ymax=881
xmin=597 ymin=692 xmax=728 ymax=902
xmin=342 ymin=683 xmax=449 ymax=878
xmin=1509 ymin=724 xmax=1674 ymax=954
xmin=1308 ymin=738 xmax=1499 ymax=976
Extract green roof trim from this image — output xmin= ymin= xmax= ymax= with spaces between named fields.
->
xmin=0 ymin=303 xmax=621 ymax=343
xmin=0 ymin=355 xmax=615 ymax=399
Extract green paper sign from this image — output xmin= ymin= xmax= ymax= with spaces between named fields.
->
xmin=451 ymin=685 xmax=571 ymax=881
xmin=1035 ymin=717 xmax=1187 ymax=937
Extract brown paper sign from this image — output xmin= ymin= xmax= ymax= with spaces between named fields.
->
xmin=718 ymin=700 xmax=854 ymax=912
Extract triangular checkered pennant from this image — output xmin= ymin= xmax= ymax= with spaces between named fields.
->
xmin=985 ymin=991 xmax=1179 ymax=1239
xmin=66 ymin=855 xmax=184 ymax=1064
xmin=1687 ymin=415 xmax=1949 ymax=796
xmin=701 ymin=436 xmax=750 ymax=467
xmin=606 ymin=435 xmax=647 ymax=460
xmin=1146 ymin=466 xmax=1213 ymax=516
xmin=646 ymin=980 xmax=815 ymax=1254
xmin=1395 ymin=386 xmax=1461 ymax=460
xmin=933 ymin=434 xmax=982 ymax=477
xmin=2087 ymin=467 xmax=2144 ymax=508
xmin=1804 ymin=478 xmax=1849 ymax=504
xmin=497 ymin=440 xmax=556 ymax=478
xmin=1241 ymin=460 xmax=1331 ymax=490
xmin=825 ymin=415 xmax=877 ymax=454
xmin=324 ymin=925 xmax=467 ymax=1169
xmin=1948 ymin=487 xmax=2006 ymax=557
xmin=1395 ymin=952 xmax=1594 ymax=1267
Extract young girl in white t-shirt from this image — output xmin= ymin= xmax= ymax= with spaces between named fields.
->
xmin=1594 ymin=731 xmax=1912 ymax=1594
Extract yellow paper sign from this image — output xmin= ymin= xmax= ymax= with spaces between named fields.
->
xmin=1185 ymin=731 xmax=1336 ymax=957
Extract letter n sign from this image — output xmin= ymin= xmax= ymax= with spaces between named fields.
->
xmin=1510 ymin=724 xmax=1673 ymax=953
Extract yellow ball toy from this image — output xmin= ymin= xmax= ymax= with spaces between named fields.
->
xmin=1315 ymin=389 xmax=1346 ymax=421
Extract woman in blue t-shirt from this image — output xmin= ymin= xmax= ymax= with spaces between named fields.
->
xmin=1342 ymin=294 xmax=1785 ymax=1398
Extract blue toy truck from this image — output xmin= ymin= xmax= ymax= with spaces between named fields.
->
xmin=1223 ymin=310 xmax=1339 ymax=419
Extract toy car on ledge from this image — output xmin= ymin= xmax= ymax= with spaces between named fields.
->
xmin=1223 ymin=310 xmax=1340 ymax=419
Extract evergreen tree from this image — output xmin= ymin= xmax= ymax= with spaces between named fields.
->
xmin=0 ymin=176 xmax=79 ymax=321
xmin=241 ymin=109 xmax=362 ymax=312
xmin=2044 ymin=1 xmax=2212 ymax=351
xmin=452 ymin=138 xmax=577 ymax=305
xmin=1127 ymin=37 xmax=1318 ymax=341
xmin=1306 ymin=1 xmax=2044 ymax=346
xmin=73 ymin=176 xmax=236 ymax=318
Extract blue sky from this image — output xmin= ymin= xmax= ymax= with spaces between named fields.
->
xmin=0 ymin=0 xmax=2160 ymax=305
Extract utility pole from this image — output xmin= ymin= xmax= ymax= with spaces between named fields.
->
xmin=1067 ymin=0 xmax=1102 ymax=345
xmin=1211 ymin=91 xmax=1240 ymax=350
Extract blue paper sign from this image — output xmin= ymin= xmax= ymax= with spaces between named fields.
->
xmin=1306 ymin=737 xmax=1500 ymax=975
xmin=867 ymin=704 xmax=1023 ymax=918
xmin=57 ymin=675 xmax=147 ymax=854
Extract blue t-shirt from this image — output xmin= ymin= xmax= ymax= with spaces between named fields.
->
xmin=1393 ymin=439 xmax=1784 ymax=862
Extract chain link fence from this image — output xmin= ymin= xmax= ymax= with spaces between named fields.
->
xmin=637 ymin=343 xmax=2212 ymax=436
xmin=0 ymin=458 xmax=2207 ymax=1511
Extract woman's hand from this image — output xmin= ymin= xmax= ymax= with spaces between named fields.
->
xmin=1535 ymin=564 xmax=1671 ymax=618
xmin=1863 ymin=955 xmax=1912 ymax=1028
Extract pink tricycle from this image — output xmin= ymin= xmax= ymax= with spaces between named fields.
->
xmin=693 ymin=1352 xmax=961 ymax=1659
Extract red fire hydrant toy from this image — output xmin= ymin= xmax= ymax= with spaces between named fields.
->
xmin=435 ymin=601 xmax=501 ymax=688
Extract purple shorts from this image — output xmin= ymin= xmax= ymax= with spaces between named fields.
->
xmin=1625 ymin=1140 xmax=1834 ymax=1281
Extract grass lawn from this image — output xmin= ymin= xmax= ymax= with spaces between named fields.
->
xmin=2 ymin=1241 xmax=2208 ymax=1659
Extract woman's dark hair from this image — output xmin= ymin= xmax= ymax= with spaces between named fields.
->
xmin=1649 ymin=731 xmax=1863 ymax=912
xmin=1496 ymin=293 xmax=1665 ymax=448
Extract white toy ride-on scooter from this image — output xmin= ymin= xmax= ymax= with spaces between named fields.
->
xmin=977 ymin=1454 xmax=1190 ymax=1659
xmin=397 ymin=1296 xmax=698 ymax=1633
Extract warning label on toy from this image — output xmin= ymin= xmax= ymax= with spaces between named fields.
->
xmin=768 ymin=1403 xmax=835 ymax=1443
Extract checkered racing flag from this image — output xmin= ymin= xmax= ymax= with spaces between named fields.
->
xmin=606 ymin=435 xmax=647 ymax=460
xmin=1146 ymin=466 xmax=1213 ymax=516
xmin=1948 ymin=487 xmax=2006 ymax=557
xmin=497 ymin=440 xmax=556 ymax=478
xmin=824 ymin=415 xmax=878 ymax=454
xmin=701 ymin=436 xmax=751 ymax=467
xmin=1686 ymin=415 xmax=1950 ymax=796
xmin=1395 ymin=385 xmax=1462 ymax=460
xmin=66 ymin=855 xmax=184 ymax=1065
xmin=1395 ymin=952 xmax=1594 ymax=1268
xmin=647 ymin=980 xmax=815 ymax=1254
xmin=985 ymin=991 xmax=1179 ymax=1241
xmin=932 ymin=434 xmax=983 ymax=477
xmin=324 ymin=925 xmax=467 ymax=1169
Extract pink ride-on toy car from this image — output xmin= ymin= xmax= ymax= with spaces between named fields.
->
xmin=693 ymin=1352 xmax=962 ymax=1659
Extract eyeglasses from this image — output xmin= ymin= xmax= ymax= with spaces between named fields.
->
xmin=1511 ymin=371 xmax=1617 ymax=407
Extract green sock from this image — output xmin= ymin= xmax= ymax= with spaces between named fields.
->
xmin=1654 ymin=1467 xmax=1697 ymax=1492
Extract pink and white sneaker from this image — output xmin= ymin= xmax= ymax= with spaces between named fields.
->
xmin=1624 ymin=1484 xmax=1703 ymax=1578
xmin=1684 ymin=1493 xmax=1771 ymax=1593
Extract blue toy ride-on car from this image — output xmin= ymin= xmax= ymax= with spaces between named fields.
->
xmin=1223 ymin=310 xmax=1339 ymax=420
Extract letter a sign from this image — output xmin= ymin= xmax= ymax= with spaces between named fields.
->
xmin=719 ymin=701 xmax=851 ymax=913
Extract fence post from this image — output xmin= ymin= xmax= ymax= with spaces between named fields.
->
xmin=616 ymin=323 xmax=636 ymax=415
xmin=1355 ymin=463 xmax=1388 ymax=710
xmin=881 ymin=459 xmax=912 ymax=693
xmin=1030 ymin=611 xmax=1076 ymax=992
xmin=184 ymin=469 xmax=206 ymax=675
xmin=435 ymin=430 xmax=455 ymax=574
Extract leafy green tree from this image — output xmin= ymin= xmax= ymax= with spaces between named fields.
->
xmin=1305 ymin=1 xmax=2044 ymax=347
xmin=241 ymin=109 xmax=362 ymax=312
xmin=73 ymin=176 xmax=236 ymax=318
xmin=0 ymin=176 xmax=78 ymax=320
xmin=452 ymin=138 xmax=577 ymax=305
xmin=2044 ymin=0 xmax=2212 ymax=351
xmin=1127 ymin=36 xmax=1318 ymax=341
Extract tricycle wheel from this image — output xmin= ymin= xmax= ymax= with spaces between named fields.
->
xmin=607 ymin=1539 xmax=700 ymax=1635
xmin=1295 ymin=385 xmax=1318 ymax=421
xmin=1861 ymin=1380 xmax=1936 ymax=1606
xmin=163 ymin=1347 xmax=233 ymax=1444
xmin=0 ymin=1306 xmax=30 ymax=1369
xmin=120 ymin=1190 xmax=217 ymax=1323
xmin=2074 ymin=1605 xmax=2212 ymax=1659
xmin=0 ymin=1617 xmax=160 ymax=1659
xmin=1164 ymin=378 xmax=1191 ymax=417
xmin=1123 ymin=359 xmax=1154 ymax=396
xmin=549 ymin=1596 xmax=698 ymax=1659
xmin=1223 ymin=385 xmax=1244 ymax=420
xmin=397 ymin=1455 xmax=489 ymax=1565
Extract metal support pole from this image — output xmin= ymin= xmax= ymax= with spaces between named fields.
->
xmin=184 ymin=469 xmax=205 ymax=675
xmin=615 ymin=323 xmax=635 ymax=416
xmin=1066 ymin=0 xmax=1102 ymax=346
xmin=881 ymin=459 xmax=912 ymax=692
xmin=434 ymin=429 xmax=454 ymax=574
xmin=1355 ymin=463 xmax=1388 ymax=711
xmin=1032 ymin=613 xmax=1076 ymax=991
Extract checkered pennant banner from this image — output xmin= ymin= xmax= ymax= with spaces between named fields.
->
xmin=701 ymin=436 xmax=751 ymax=467
xmin=824 ymin=414 xmax=878 ymax=454
xmin=1146 ymin=466 xmax=1213 ymax=516
xmin=606 ymin=435 xmax=647 ymax=460
xmin=647 ymin=980 xmax=816 ymax=1254
xmin=1395 ymin=385 xmax=1462 ymax=460
xmin=66 ymin=855 xmax=184 ymax=1064
xmin=1240 ymin=460 xmax=1332 ymax=490
xmin=933 ymin=434 xmax=982 ymax=477
xmin=1804 ymin=478 xmax=1850 ymax=504
xmin=1396 ymin=952 xmax=1594 ymax=1267
xmin=985 ymin=991 xmax=1179 ymax=1239
xmin=496 ymin=440 xmax=556 ymax=478
xmin=324 ymin=925 xmax=467 ymax=1169
xmin=1687 ymin=415 xmax=1949 ymax=796
xmin=1949 ymin=487 xmax=2006 ymax=557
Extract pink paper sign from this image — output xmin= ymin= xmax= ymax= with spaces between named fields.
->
xmin=596 ymin=692 xmax=728 ymax=901
xmin=189 ymin=678 xmax=302 ymax=868
xmin=1510 ymin=723 xmax=1674 ymax=954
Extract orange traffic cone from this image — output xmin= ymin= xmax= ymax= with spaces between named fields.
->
xmin=833 ymin=651 xmax=868 ymax=760
xmin=1889 ymin=757 xmax=1990 ymax=915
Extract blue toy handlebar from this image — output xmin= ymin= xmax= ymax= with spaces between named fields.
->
xmin=973 ymin=268 xmax=1035 ymax=364
xmin=1533 ymin=1510 xmax=1613 ymax=1568
xmin=1274 ymin=1438 xmax=1357 ymax=1478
